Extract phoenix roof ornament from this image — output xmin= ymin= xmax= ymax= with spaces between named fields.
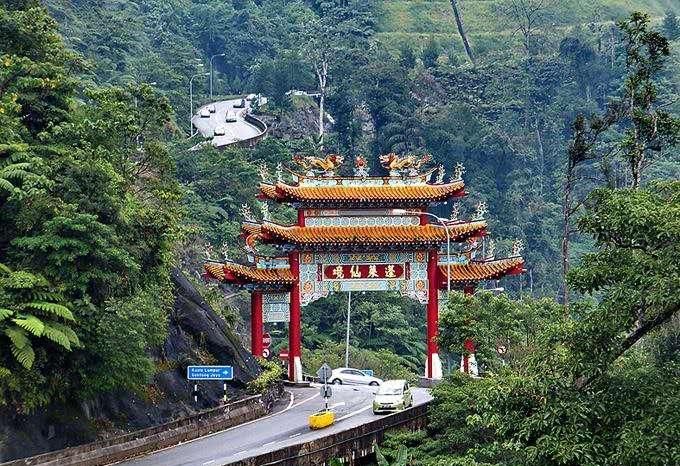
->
xmin=240 ymin=203 xmax=255 ymax=222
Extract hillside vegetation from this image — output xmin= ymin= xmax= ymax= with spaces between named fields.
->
xmin=377 ymin=0 xmax=680 ymax=57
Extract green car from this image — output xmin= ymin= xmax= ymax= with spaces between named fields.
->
xmin=372 ymin=380 xmax=413 ymax=414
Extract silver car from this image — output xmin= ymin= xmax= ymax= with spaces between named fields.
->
xmin=372 ymin=380 xmax=413 ymax=414
xmin=329 ymin=367 xmax=382 ymax=386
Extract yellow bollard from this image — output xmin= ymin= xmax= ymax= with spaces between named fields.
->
xmin=308 ymin=409 xmax=335 ymax=429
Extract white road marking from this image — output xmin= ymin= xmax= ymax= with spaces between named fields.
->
xmin=289 ymin=433 xmax=301 ymax=438
xmin=263 ymin=441 xmax=276 ymax=447
xmin=111 ymin=391 xmax=318 ymax=464
xmin=202 ymin=461 xmax=215 ymax=465
xmin=329 ymin=402 xmax=346 ymax=409
xmin=336 ymin=404 xmax=373 ymax=422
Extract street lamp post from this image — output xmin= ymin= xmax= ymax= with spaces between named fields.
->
xmin=210 ymin=53 xmax=226 ymax=100
xmin=344 ymin=290 xmax=351 ymax=367
xmin=393 ymin=209 xmax=452 ymax=293
xmin=189 ymin=70 xmax=209 ymax=137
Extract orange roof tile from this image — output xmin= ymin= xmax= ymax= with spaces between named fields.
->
xmin=257 ymin=221 xmax=486 ymax=247
xmin=204 ymin=262 xmax=294 ymax=285
xmin=439 ymin=257 xmax=525 ymax=283
xmin=259 ymin=181 xmax=465 ymax=204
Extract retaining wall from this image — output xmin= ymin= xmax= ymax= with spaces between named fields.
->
xmin=231 ymin=402 xmax=430 ymax=466
xmin=1 ymin=384 xmax=283 ymax=466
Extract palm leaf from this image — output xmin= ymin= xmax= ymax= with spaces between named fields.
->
xmin=26 ymin=302 xmax=74 ymax=320
xmin=12 ymin=316 xmax=45 ymax=336
xmin=10 ymin=341 xmax=35 ymax=369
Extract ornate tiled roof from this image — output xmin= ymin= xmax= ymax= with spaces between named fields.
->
xmin=204 ymin=262 xmax=295 ymax=285
xmin=438 ymin=257 xmax=525 ymax=284
xmin=258 ymin=181 xmax=465 ymax=205
xmin=252 ymin=221 xmax=486 ymax=247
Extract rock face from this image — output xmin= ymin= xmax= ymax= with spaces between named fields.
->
xmin=0 ymin=268 xmax=259 ymax=462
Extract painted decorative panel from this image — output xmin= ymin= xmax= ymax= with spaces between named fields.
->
xmin=263 ymin=292 xmax=290 ymax=323
xmin=299 ymin=251 xmax=429 ymax=306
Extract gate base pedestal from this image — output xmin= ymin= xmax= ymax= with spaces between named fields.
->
xmin=425 ymin=352 xmax=443 ymax=380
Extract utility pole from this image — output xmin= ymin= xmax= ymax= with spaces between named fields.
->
xmin=189 ymin=69 xmax=208 ymax=137
xmin=210 ymin=53 xmax=226 ymax=100
xmin=345 ymin=290 xmax=351 ymax=367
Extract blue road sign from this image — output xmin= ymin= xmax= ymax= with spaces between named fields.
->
xmin=187 ymin=365 xmax=234 ymax=380
xmin=362 ymin=369 xmax=374 ymax=377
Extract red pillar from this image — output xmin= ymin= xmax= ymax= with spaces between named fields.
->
xmin=419 ymin=209 xmax=428 ymax=225
xmin=250 ymin=291 xmax=263 ymax=357
xmin=297 ymin=209 xmax=305 ymax=227
xmin=288 ymin=251 xmax=302 ymax=382
xmin=426 ymin=249 xmax=441 ymax=379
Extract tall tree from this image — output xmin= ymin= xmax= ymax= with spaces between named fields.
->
xmin=449 ymin=0 xmax=475 ymax=65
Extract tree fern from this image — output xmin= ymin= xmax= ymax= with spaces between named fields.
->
xmin=10 ymin=341 xmax=35 ymax=369
xmin=25 ymin=302 xmax=74 ymax=320
xmin=42 ymin=323 xmax=71 ymax=350
xmin=0 ymin=308 xmax=12 ymax=321
xmin=12 ymin=315 xmax=45 ymax=336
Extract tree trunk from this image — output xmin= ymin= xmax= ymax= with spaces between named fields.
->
xmin=450 ymin=0 xmax=475 ymax=65
xmin=316 ymin=60 xmax=328 ymax=149
xmin=561 ymin=169 xmax=573 ymax=308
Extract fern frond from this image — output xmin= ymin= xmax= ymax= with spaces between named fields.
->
xmin=10 ymin=341 xmax=35 ymax=369
xmin=41 ymin=324 xmax=71 ymax=350
xmin=0 ymin=367 xmax=10 ymax=378
xmin=5 ymin=327 xmax=29 ymax=349
xmin=12 ymin=316 xmax=45 ymax=336
xmin=26 ymin=302 xmax=74 ymax=320
xmin=49 ymin=322 xmax=80 ymax=347
xmin=0 ymin=178 xmax=14 ymax=192
xmin=0 ymin=308 xmax=14 ymax=321
xmin=0 ymin=263 xmax=11 ymax=274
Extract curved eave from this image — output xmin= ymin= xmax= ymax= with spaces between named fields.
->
xmin=437 ymin=257 xmax=525 ymax=288
xmin=204 ymin=262 xmax=294 ymax=288
xmin=257 ymin=181 xmax=465 ymax=206
xmin=256 ymin=221 xmax=486 ymax=249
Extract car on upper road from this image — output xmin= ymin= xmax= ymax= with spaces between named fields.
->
xmin=225 ymin=110 xmax=237 ymax=122
xmin=200 ymin=108 xmax=210 ymax=118
xmin=234 ymin=98 xmax=246 ymax=108
xmin=246 ymin=93 xmax=257 ymax=101
xmin=372 ymin=379 xmax=413 ymax=414
xmin=208 ymin=104 xmax=216 ymax=113
xmin=213 ymin=126 xmax=227 ymax=136
xmin=329 ymin=367 xmax=382 ymax=386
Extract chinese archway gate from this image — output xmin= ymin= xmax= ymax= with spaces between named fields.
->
xmin=204 ymin=155 xmax=524 ymax=382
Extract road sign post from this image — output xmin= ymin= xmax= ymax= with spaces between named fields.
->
xmin=262 ymin=332 xmax=272 ymax=348
xmin=187 ymin=365 xmax=234 ymax=381
xmin=316 ymin=363 xmax=333 ymax=410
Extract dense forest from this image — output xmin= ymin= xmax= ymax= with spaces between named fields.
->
xmin=1 ymin=0 xmax=679 ymax=463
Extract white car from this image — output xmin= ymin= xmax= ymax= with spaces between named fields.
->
xmin=213 ymin=126 xmax=226 ymax=136
xmin=225 ymin=110 xmax=237 ymax=122
xmin=200 ymin=108 xmax=210 ymax=118
xmin=372 ymin=380 xmax=413 ymax=414
xmin=246 ymin=93 xmax=257 ymax=101
xmin=329 ymin=368 xmax=382 ymax=386
xmin=208 ymin=104 xmax=216 ymax=113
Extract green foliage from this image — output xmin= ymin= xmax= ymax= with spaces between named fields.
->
xmin=247 ymin=358 xmax=284 ymax=394
xmin=0 ymin=1 xmax=181 ymax=410
xmin=376 ymin=443 xmax=409 ymax=466
xmin=303 ymin=342 xmax=416 ymax=382
xmin=662 ymin=10 xmax=680 ymax=40
xmin=421 ymin=37 xmax=441 ymax=69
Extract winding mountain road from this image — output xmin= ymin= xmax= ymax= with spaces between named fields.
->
xmin=117 ymin=385 xmax=431 ymax=466
xmin=191 ymin=98 xmax=265 ymax=148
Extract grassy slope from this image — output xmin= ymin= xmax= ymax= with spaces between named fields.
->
xmin=376 ymin=0 xmax=680 ymax=56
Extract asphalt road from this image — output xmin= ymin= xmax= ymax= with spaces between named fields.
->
xmin=191 ymin=98 xmax=263 ymax=148
xmin=117 ymin=384 xmax=431 ymax=466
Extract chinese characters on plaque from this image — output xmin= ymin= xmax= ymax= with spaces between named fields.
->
xmin=323 ymin=264 xmax=405 ymax=280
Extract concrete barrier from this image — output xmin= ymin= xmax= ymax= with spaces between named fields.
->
xmin=231 ymin=402 xmax=430 ymax=466
xmin=1 ymin=384 xmax=283 ymax=466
